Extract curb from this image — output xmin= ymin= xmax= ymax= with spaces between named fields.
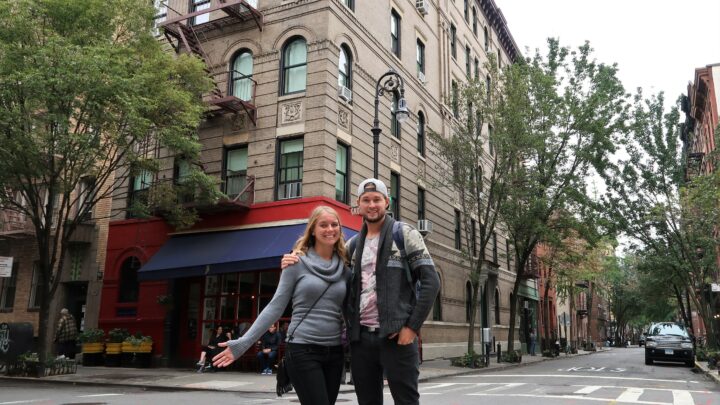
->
xmin=694 ymin=360 xmax=720 ymax=385
xmin=0 ymin=350 xmax=602 ymax=394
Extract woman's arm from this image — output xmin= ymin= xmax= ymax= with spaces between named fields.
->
xmin=213 ymin=266 xmax=298 ymax=366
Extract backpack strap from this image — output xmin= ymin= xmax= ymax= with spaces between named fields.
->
xmin=393 ymin=221 xmax=419 ymax=296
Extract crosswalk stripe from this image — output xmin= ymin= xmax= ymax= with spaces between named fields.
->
xmin=671 ymin=390 xmax=694 ymax=405
xmin=484 ymin=383 xmax=525 ymax=392
xmin=574 ymin=386 xmax=602 ymax=394
xmin=616 ymin=387 xmax=644 ymax=402
xmin=466 ymin=392 xmax=672 ymax=405
xmin=460 ymin=374 xmax=697 ymax=384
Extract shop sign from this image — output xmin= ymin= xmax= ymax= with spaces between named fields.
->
xmin=0 ymin=257 xmax=13 ymax=278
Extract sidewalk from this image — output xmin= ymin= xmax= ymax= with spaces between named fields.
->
xmin=695 ymin=359 xmax=720 ymax=385
xmin=1 ymin=349 xmax=603 ymax=393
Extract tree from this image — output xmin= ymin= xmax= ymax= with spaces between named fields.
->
xmin=601 ymin=90 xmax=720 ymax=349
xmin=427 ymin=56 xmax=516 ymax=358
xmin=498 ymin=39 xmax=627 ymax=352
xmin=0 ymin=0 xmax=218 ymax=364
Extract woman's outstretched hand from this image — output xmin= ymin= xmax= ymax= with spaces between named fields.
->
xmin=212 ymin=341 xmax=237 ymax=368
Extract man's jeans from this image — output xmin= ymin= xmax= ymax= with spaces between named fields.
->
xmin=351 ymin=329 xmax=420 ymax=405
xmin=285 ymin=343 xmax=344 ymax=405
xmin=256 ymin=349 xmax=277 ymax=371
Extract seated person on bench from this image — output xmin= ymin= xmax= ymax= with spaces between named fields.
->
xmin=197 ymin=325 xmax=230 ymax=372
xmin=256 ymin=324 xmax=282 ymax=375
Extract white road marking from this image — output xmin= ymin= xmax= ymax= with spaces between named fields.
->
xmin=183 ymin=380 xmax=252 ymax=389
xmin=570 ymin=384 xmax=712 ymax=394
xmin=574 ymin=385 xmax=602 ymax=394
xmin=459 ymin=374 xmax=698 ymax=384
xmin=0 ymin=401 xmax=50 ymax=405
xmin=671 ymin=390 xmax=694 ymax=405
xmin=466 ymin=392 xmax=672 ymax=404
xmin=484 ymin=382 xmax=525 ymax=392
xmin=616 ymin=387 xmax=644 ymax=402
xmin=77 ymin=394 xmax=124 ymax=398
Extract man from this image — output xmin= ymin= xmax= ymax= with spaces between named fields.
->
xmin=283 ymin=178 xmax=440 ymax=405
xmin=55 ymin=308 xmax=78 ymax=359
xmin=256 ymin=324 xmax=282 ymax=375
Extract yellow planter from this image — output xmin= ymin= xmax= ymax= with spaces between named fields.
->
xmin=105 ymin=342 xmax=122 ymax=355
xmin=121 ymin=342 xmax=153 ymax=353
xmin=81 ymin=342 xmax=105 ymax=354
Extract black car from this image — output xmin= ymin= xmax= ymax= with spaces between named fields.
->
xmin=644 ymin=322 xmax=694 ymax=367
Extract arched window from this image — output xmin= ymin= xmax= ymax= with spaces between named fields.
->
xmin=494 ymin=288 xmax=501 ymax=324
xmin=465 ymin=281 xmax=473 ymax=322
xmin=118 ymin=257 xmax=140 ymax=303
xmin=432 ymin=273 xmax=442 ymax=321
xmin=417 ymin=111 xmax=425 ymax=156
xmin=338 ymin=44 xmax=352 ymax=89
xmin=281 ymin=37 xmax=307 ymax=95
xmin=231 ymin=50 xmax=253 ymax=101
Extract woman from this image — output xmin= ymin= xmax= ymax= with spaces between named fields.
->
xmin=213 ymin=206 xmax=349 ymax=405
xmin=196 ymin=325 xmax=229 ymax=372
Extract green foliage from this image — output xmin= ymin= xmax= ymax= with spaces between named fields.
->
xmin=0 ymin=0 xmax=214 ymax=363
xmin=501 ymin=349 xmax=522 ymax=363
xmin=77 ymin=328 xmax=105 ymax=343
xmin=450 ymin=351 xmax=485 ymax=368
xmin=107 ymin=328 xmax=130 ymax=343
xmin=124 ymin=331 xmax=153 ymax=346
xmin=497 ymin=39 xmax=627 ymax=351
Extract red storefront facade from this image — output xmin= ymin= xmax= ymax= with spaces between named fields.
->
xmin=98 ymin=197 xmax=360 ymax=366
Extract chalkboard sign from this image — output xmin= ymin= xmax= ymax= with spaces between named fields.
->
xmin=0 ymin=323 xmax=34 ymax=364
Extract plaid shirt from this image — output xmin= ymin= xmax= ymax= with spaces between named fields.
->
xmin=55 ymin=314 xmax=78 ymax=343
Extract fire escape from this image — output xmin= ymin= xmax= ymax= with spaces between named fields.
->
xmin=160 ymin=0 xmax=263 ymax=125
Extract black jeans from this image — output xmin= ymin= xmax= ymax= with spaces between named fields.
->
xmin=285 ymin=343 xmax=344 ymax=405
xmin=350 ymin=329 xmax=420 ymax=405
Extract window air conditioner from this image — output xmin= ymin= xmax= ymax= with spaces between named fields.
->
xmin=416 ymin=0 xmax=428 ymax=15
xmin=417 ymin=71 xmax=426 ymax=83
xmin=338 ymin=85 xmax=353 ymax=103
xmin=417 ymin=219 xmax=433 ymax=235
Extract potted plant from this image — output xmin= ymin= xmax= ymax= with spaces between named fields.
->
xmin=121 ymin=332 xmax=153 ymax=368
xmin=105 ymin=328 xmax=129 ymax=367
xmin=78 ymin=328 xmax=105 ymax=366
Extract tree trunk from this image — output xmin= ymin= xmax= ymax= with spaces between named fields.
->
xmin=586 ymin=283 xmax=593 ymax=348
xmin=507 ymin=278 xmax=521 ymax=352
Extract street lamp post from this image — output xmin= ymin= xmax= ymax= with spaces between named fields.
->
xmin=371 ymin=68 xmax=410 ymax=179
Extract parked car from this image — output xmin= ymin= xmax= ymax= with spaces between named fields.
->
xmin=644 ymin=322 xmax=694 ymax=367
xmin=639 ymin=333 xmax=646 ymax=347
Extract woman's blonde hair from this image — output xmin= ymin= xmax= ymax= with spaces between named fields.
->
xmin=292 ymin=206 xmax=349 ymax=264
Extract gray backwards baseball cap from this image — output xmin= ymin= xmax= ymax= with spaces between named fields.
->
xmin=357 ymin=178 xmax=389 ymax=199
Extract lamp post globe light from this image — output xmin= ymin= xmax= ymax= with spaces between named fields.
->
xmin=371 ymin=68 xmax=410 ymax=179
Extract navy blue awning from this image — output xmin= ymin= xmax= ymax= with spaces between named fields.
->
xmin=138 ymin=224 xmax=357 ymax=280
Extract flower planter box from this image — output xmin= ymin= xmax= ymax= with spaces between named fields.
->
xmin=6 ymin=359 xmax=77 ymax=377
xmin=104 ymin=342 xmax=122 ymax=367
xmin=120 ymin=342 xmax=153 ymax=368
xmin=81 ymin=342 xmax=105 ymax=367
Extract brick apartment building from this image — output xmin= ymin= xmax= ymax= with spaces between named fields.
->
xmin=681 ymin=62 xmax=720 ymax=340
xmin=94 ymin=0 xmax=529 ymax=365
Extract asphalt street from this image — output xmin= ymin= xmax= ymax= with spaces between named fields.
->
xmin=0 ymin=348 xmax=718 ymax=404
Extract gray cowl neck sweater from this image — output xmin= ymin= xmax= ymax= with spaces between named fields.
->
xmin=226 ymin=247 xmax=349 ymax=360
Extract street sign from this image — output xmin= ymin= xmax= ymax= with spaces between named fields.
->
xmin=0 ymin=257 xmax=13 ymax=277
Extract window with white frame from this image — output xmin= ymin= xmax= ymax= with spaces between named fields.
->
xmin=277 ymin=138 xmax=303 ymax=200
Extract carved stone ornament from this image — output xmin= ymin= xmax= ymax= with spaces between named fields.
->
xmin=338 ymin=107 xmax=350 ymax=130
xmin=281 ymin=101 xmax=303 ymax=124
xmin=417 ymin=160 xmax=426 ymax=180
xmin=233 ymin=113 xmax=246 ymax=131
xmin=390 ymin=143 xmax=400 ymax=163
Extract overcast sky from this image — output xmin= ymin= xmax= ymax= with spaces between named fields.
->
xmin=498 ymin=0 xmax=720 ymax=106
